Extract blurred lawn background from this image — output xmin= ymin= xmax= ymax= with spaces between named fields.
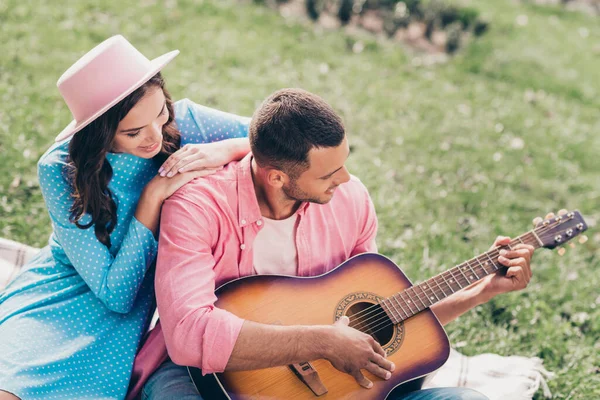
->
xmin=0 ymin=0 xmax=598 ymax=398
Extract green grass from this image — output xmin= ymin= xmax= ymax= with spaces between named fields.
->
xmin=1 ymin=0 xmax=599 ymax=398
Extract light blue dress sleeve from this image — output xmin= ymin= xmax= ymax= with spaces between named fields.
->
xmin=175 ymin=98 xmax=250 ymax=146
xmin=37 ymin=153 xmax=158 ymax=314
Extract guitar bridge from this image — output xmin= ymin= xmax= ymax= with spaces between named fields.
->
xmin=289 ymin=361 xmax=328 ymax=396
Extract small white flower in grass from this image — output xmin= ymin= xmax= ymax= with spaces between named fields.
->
xmin=457 ymin=104 xmax=471 ymax=116
xmin=493 ymin=152 xmax=503 ymax=162
xmin=352 ymin=41 xmax=364 ymax=54
xmin=510 ymin=137 xmax=525 ymax=150
xmin=318 ymin=63 xmax=329 ymax=75
xmin=516 ymin=15 xmax=528 ymax=26
xmin=524 ymin=89 xmax=536 ymax=103
xmin=572 ymin=312 xmax=589 ymax=325
xmin=495 ymin=123 xmax=504 ymax=133
xmin=395 ymin=2 xmax=408 ymax=18
xmin=10 ymin=176 xmax=20 ymax=188
xmin=387 ymin=237 xmax=406 ymax=249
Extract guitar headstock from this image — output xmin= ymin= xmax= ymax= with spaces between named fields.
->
xmin=534 ymin=210 xmax=588 ymax=250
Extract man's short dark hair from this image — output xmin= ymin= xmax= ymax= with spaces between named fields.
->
xmin=249 ymin=88 xmax=345 ymax=177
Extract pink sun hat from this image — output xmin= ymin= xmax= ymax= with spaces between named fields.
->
xmin=55 ymin=35 xmax=179 ymax=142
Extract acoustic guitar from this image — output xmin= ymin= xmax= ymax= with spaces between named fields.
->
xmin=189 ymin=211 xmax=587 ymax=399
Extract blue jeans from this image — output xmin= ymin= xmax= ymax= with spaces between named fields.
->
xmin=142 ymin=360 xmax=488 ymax=400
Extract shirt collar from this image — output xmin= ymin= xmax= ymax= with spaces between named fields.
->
xmin=236 ymin=154 xmax=263 ymax=228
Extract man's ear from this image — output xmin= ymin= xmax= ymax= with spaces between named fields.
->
xmin=266 ymin=168 xmax=288 ymax=189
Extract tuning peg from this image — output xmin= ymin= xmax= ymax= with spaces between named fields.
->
xmin=558 ymin=247 xmax=566 ymax=256
xmin=569 ymin=242 xmax=576 ymax=249
xmin=578 ymin=235 xmax=588 ymax=244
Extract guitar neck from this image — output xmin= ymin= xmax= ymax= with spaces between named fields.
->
xmin=380 ymin=230 xmax=544 ymax=324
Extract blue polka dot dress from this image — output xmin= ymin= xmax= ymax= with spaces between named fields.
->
xmin=0 ymin=99 xmax=249 ymax=400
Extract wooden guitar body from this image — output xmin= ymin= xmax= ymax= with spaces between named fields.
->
xmin=190 ymin=253 xmax=450 ymax=399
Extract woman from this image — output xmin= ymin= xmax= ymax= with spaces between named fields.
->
xmin=0 ymin=35 xmax=250 ymax=400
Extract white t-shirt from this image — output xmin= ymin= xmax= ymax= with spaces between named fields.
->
xmin=253 ymin=214 xmax=298 ymax=276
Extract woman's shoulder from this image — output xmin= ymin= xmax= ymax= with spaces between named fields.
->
xmin=38 ymin=139 xmax=69 ymax=165
xmin=173 ymin=98 xmax=193 ymax=127
xmin=173 ymin=98 xmax=191 ymax=110
xmin=173 ymin=98 xmax=213 ymax=122
xmin=37 ymin=139 xmax=70 ymax=182
xmin=173 ymin=98 xmax=192 ymax=117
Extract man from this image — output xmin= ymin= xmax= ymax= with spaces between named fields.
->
xmin=134 ymin=89 xmax=535 ymax=400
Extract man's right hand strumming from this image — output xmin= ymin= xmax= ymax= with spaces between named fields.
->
xmin=323 ymin=316 xmax=395 ymax=389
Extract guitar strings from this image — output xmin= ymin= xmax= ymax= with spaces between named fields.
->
xmin=346 ymin=219 xmax=572 ymax=335
xmin=352 ymin=220 xmax=571 ymax=335
xmin=353 ymin=237 xmax=535 ymax=334
xmin=347 ymin=219 xmax=566 ymax=327
xmin=351 ymin=233 xmax=545 ymax=333
xmin=347 ymin=233 xmax=535 ymax=328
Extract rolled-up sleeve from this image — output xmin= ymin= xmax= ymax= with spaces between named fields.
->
xmin=155 ymin=189 xmax=244 ymax=373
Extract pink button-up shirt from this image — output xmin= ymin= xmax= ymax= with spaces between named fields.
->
xmin=127 ymin=154 xmax=377 ymax=398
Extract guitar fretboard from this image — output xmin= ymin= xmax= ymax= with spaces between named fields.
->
xmin=379 ymin=231 xmax=542 ymax=324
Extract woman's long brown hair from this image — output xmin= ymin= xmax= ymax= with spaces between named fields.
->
xmin=67 ymin=72 xmax=180 ymax=248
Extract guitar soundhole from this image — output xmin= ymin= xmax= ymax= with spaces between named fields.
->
xmin=335 ymin=292 xmax=405 ymax=355
xmin=347 ymin=302 xmax=394 ymax=347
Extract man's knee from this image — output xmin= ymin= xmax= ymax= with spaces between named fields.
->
xmin=444 ymin=388 xmax=488 ymax=400
xmin=401 ymin=387 xmax=489 ymax=400
xmin=142 ymin=360 xmax=203 ymax=400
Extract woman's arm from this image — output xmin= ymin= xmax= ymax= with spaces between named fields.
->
xmin=135 ymin=168 xmax=220 ymax=235
xmin=159 ymin=137 xmax=250 ymax=178
xmin=159 ymin=99 xmax=251 ymax=177
xmin=37 ymin=151 xmax=208 ymax=314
